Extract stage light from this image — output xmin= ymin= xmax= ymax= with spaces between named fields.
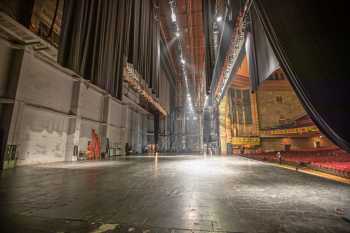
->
xmin=171 ymin=12 xmax=177 ymax=22
xmin=216 ymin=16 xmax=223 ymax=22
xmin=175 ymin=32 xmax=180 ymax=37
xmin=181 ymin=59 xmax=186 ymax=64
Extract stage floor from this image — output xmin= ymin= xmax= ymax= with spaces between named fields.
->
xmin=1 ymin=155 xmax=349 ymax=233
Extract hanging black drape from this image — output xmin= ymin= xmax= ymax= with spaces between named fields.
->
xmin=127 ymin=0 xmax=160 ymax=96
xmin=0 ymin=0 xmax=35 ymax=27
xmin=252 ymin=0 xmax=350 ymax=151
xmin=59 ymin=0 xmax=160 ymax=99
xmin=247 ymin=5 xmax=279 ymax=91
xmin=202 ymin=0 xmax=215 ymax=94
xmin=210 ymin=16 xmax=234 ymax=93
xmin=203 ymin=0 xmax=242 ymax=94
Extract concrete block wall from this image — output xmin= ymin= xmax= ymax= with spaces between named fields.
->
xmin=108 ymin=99 xmax=127 ymax=147
xmin=127 ymin=108 xmax=149 ymax=153
xmin=0 ymin=38 xmax=145 ymax=166
xmin=16 ymin=106 xmax=69 ymax=165
xmin=78 ymin=83 xmax=105 ymax=154
xmin=0 ymin=41 xmax=13 ymax=135
xmin=17 ymin=52 xmax=74 ymax=113
xmin=158 ymin=117 xmax=170 ymax=152
xmin=146 ymin=116 xmax=154 ymax=145
xmin=79 ymin=84 xmax=105 ymax=122
xmin=8 ymin=48 xmax=75 ymax=165
xmin=0 ymin=40 xmax=16 ymax=97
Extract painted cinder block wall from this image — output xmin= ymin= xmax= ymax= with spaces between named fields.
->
xmin=0 ymin=38 xmax=150 ymax=166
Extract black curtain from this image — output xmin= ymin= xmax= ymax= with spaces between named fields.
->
xmin=202 ymin=0 xmax=215 ymax=94
xmin=0 ymin=0 xmax=35 ymax=27
xmin=59 ymin=0 xmax=160 ymax=99
xmin=252 ymin=0 xmax=350 ymax=151
xmin=126 ymin=0 xmax=160 ymax=96
xmin=211 ymin=16 xmax=234 ymax=94
xmin=203 ymin=0 xmax=242 ymax=94
xmin=247 ymin=6 xmax=279 ymax=91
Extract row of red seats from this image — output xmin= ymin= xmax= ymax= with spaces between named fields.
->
xmin=312 ymin=162 xmax=350 ymax=172
xmin=244 ymin=149 xmax=350 ymax=175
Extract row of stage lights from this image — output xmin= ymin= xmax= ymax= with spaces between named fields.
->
xmin=169 ymin=1 xmax=222 ymax=113
xmin=169 ymin=0 xmax=194 ymax=113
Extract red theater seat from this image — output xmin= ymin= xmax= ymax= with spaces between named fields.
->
xmin=244 ymin=149 xmax=350 ymax=176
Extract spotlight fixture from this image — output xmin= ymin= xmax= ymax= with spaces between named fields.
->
xmin=216 ymin=16 xmax=223 ymax=22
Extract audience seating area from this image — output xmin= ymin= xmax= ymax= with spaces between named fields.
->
xmin=244 ymin=148 xmax=350 ymax=178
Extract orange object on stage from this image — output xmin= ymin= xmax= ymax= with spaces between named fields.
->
xmin=91 ymin=129 xmax=101 ymax=160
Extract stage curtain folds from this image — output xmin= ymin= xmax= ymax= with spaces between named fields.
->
xmin=247 ymin=5 xmax=280 ymax=91
xmin=252 ymin=0 xmax=350 ymax=151
xmin=58 ymin=0 xmax=160 ymax=99
xmin=202 ymin=0 xmax=215 ymax=94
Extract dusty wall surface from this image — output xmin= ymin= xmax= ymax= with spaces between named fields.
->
xmin=16 ymin=105 xmax=69 ymax=165
xmin=127 ymin=108 xmax=148 ymax=153
xmin=6 ymin=49 xmax=74 ymax=165
xmin=79 ymin=84 xmax=105 ymax=122
xmin=0 ymin=41 xmax=145 ymax=165
xmin=17 ymin=52 xmax=74 ymax=113
xmin=108 ymin=99 xmax=127 ymax=147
